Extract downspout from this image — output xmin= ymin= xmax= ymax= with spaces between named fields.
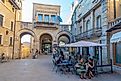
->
xmin=12 ymin=9 xmax=17 ymax=59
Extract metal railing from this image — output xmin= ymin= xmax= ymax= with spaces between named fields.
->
xmin=108 ymin=17 xmax=121 ymax=28
xmin=95 ymin=59 xmax=113 ymax=74
xmin=75 ymin=27 xmax=102 ymax=40
xmin=34 ymin=22 xmax=58 ymax=28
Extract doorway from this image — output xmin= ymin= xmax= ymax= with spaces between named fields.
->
xmin=40 ymin=34 xmax=53 ymax=54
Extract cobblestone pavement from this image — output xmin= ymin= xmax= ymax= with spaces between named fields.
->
xmin=0 ymin=55 xmax=121 ymax=81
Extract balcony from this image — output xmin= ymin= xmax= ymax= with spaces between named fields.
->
xmin=34 ymin=22 xmax=58 ymax=29
xmin=107 ymin=17 xmax=121 ymax=32
xmin=9 ymin=0 xmax=22 ymax=10
xmin=75 ymin=28 xmax=102 ymax=40
xmin=109 ymin=17 xmax=121 ymax=28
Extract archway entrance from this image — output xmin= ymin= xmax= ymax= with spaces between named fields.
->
xmin=19 ymin=32 xmax=35 ymax=59
xmin=40 ymin=34 xmax=53 ymax=54
xmin=58 ymin=34 xmax=70 ymax=46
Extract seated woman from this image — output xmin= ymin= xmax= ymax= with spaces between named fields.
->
xmin=75 ymin=58 xmax=87 ymax=79
xmin=87 ymin=58 xmax=94 ymax=79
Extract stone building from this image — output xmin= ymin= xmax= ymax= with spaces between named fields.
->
xmin=71 ymin=0 xmax=121 ymax=67
xmin=106 ymin=0 xmax=121 ymax=68
xmin=14 ymin=3 xmax=73 ymax=58
xmin=0 ymin=0 xmax=22 ymax=58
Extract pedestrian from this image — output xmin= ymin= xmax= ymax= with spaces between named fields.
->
xmin=39 ymin=50 xmax=41 ymax=55
xmin=35 ymin=49 xmax=39 ymax=58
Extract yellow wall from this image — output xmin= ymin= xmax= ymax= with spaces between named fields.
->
xmin=0 ymin=0 xmax=22 ymax=58
xmin=21 ymin=45 xmax=30 ymax=59
xmin=108 ymin=0 xmax=121 ymax=21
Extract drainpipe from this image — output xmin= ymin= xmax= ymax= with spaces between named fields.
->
xmin=114 ymin=0 xmax=116 ymax=19
xmin=12 ymin=9 xmax=17 ymax=59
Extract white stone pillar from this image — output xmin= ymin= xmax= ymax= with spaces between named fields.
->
xmin=91 ymin=11 xmax=94 ymax=29
xmin=82 ymin=19 xmax=84 ymax=33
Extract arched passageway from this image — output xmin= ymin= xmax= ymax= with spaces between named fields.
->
xmin=58 ymin=34 xmax=70 ymax=45
xmin=16 ymin=29 xmax=37 ymax=59
xmin=39 ymin=34 xmax=53 ymax=54
xmin=20 ymin=32 xmax=34 ymax=59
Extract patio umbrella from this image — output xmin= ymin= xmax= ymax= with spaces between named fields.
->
xmin=62 ymin=41 xmax=105 ymax=47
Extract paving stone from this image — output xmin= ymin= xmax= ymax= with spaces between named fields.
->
xmin=0 ymin=55 xmax=121 ymax=81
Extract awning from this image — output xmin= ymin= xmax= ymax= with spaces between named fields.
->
xmin=111 ymin=32 xmax=121 ymax=43
xmin=60 ymin=41 xmax=105 ymax=47
xmin=57 ymin=16 xmax=63 ymax=22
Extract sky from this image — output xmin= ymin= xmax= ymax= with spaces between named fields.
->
xmin=21 ymin=0 xmax=74 ymax=43
xmin=22 ymin=0 xmax=73 ymax=23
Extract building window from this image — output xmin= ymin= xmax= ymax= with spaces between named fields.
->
xmin=0 ymin=35 xmax=2 ymax=45
xmin=6 ymin=31 xmax=9 ymax=35
xmin=12 ymin=7 xmax=15 ymax=12
xmin=80 ymin=26 xmax=82 ymax=34
xmin=96 ymin=15 xmax=101 ymax=28
xmin=51 ymin=15 xmax=56 ymax=23
xmin=115 ymin=42 xmax=121 ymax=65
xmin=11 ymin=21 xmax=14 ymax=31
xmin=0 ymin=14 xmax=4 ymax=27
xmin=9 ymin=37 xmax=13 ymax=46
xmin=44 ymin=15 xmax=49 ymax=22
xmin=86 ymin=20 xmax=90 ymax=31
xmin=38 ymin=14 xmax=43 ymax=22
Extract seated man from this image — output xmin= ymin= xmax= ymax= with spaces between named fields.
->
xmin=75 ymin=58 xmax=87 ymax=79
xmin=1 ymin=53 xmax=5 ymax=63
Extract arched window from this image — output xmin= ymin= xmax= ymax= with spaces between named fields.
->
xmin=0 ymin=14 xmax=4 ymax=27
xmin=86 ymin=20 xmax=90 ymax=31
xmin=96 ymin=15 xmax=101 ymax=28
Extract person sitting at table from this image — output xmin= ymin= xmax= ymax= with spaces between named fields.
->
xmin=87 ymin=58 xmax=94 ymax=79
xmin=60 ymin=50 xmax=65 ymax=61
xmin=75 ymin=58 xmax=86 ymax=79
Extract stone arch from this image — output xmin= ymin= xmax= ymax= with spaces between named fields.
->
xmin=38 ymin=31 xmax=55 ymax=41
xmin=17 ymin=28 xmax=37 ymax=40
xmin=56 ymin=31 xmax=73 ymax=44
xmin=16 ymin=28 xmax=37 ymax=58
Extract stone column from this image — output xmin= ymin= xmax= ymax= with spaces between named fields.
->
xmin=91 ymin=10 xmax=94 ymax=29
xmin=82 ymin=18 xmax=84 ymax=33
xmin=35 ymin=40 xmax=39 ymax=50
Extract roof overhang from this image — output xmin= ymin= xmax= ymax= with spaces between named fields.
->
xmin=9 ymin=0 xmax=21 ymax=10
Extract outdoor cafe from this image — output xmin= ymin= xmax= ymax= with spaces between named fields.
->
xmin=52 ymin=41 xmax=113 ymax=79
